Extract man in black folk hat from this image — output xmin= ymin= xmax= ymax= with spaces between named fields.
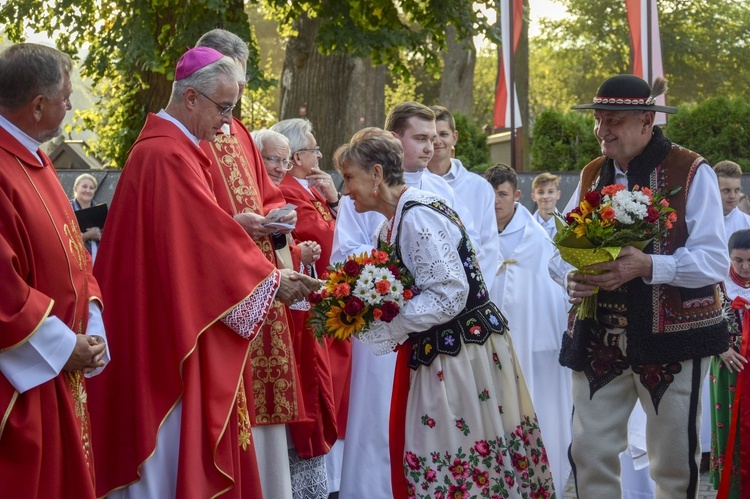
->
xmin=550 ymin=74 xmax=729 ymax=497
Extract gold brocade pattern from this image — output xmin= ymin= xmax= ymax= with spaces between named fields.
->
xmin=63 ymin=215 xmax=87 ymax=272
xmin=311 ymin=200 xmax=334 ymax=222
xmin=208 ymin=133 xmax=299 ymax=425
xmin=65 ymin=321 xmax=93 ymax=470
xmin=212 ymin=134 xmax=262 ymax=215
xmin=236 ymin=378 xmax=252 ymax=451
xmin=249 ymin=299 xmax=298 ymax=423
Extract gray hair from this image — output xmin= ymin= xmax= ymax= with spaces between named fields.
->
xmin=0 ymin=43 xmax=72 ymax=110
xmin=170 ymin=55 xmax=243 ymax=101
xmin=196 ymin=29 xmax=249 ymax=65
xmin=270 ymin=118 xmax=314 ymax=153
xmin=252 ymin=129 xmax=290 ymax=154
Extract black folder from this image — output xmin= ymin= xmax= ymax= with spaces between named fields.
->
xmin=74 ymin=204 xmax=108 ymax=231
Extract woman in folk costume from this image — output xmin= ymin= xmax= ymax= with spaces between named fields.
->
xmin=710 ymin=229 xmax=750 ymax=498
xmin=336 ymin=127 xmax=554 ymax=499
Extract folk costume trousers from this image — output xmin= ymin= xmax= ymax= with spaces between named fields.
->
xmin=570 ymin=329 xmax=710 ymax=499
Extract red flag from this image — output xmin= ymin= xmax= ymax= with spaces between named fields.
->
xmin=493 ymin=0 xmax=523 ymax=130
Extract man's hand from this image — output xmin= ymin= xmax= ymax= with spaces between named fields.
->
xmin=276 ymin=269 xmax=314 ymax=305
xmin=299 ymin=240 xmax=321 ymax=266
xmin=234 ymin=212 xmax=275 ymax=238
xmin=582 ymin=245 xmax=653 ymax=291
xmin=306 ymin=167 xmax=339 ymax=204
xmin=265 ymin=208 xmax=297 ymax=234
xmin=64 ymin=334 xmax=106 ymax=373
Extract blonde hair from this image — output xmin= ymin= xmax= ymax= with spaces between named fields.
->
xmin=531 ymin=172 xmax=560 ymax=190
xmin=73 ymin=173 xmax=98 ymax=191
xmin=714 ymin=160 xmax=742 ymax=179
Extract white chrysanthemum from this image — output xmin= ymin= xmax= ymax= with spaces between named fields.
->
xmin=371 ymin=267 xmax=394 ymax=282
xmin=360 ymin=264 xmax=378 ymax=276
xmin=353 ymin=282 xmax=374 ymax=301
xmin=355 ymin=272 xmax=374 ymax=288
xmin=611 ymin=190 xmax=648 ymax=224
xmin=387 ymin=280 xmax=405 ymax=305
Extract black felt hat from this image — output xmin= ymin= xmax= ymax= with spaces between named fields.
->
xmin=572 ymin=74 xmax=678 ymax=114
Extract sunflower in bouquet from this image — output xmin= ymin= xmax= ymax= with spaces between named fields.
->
xmin=307 ymin=243 xmax=417 ymax=342
xmin=553 ymin=183 xmax=680 ymax=319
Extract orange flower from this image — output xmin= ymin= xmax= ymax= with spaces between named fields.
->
xmin=375 ymin=280 xmax=391 ymax=294
xmin=320 ymin=289 xmax=330 ymax=299
xmin=363 ymin=257 xmax=374 ymax=265
xmin=332 ymin=283 xmax=351 ymax=298
xmin=372 ymin=308 xmax=383 ymax=320
xmin=403 ymin=289 xmax=413 ymax=300
xmin=665 ymin=220 xmax=673 ymax=229
xmin=372 ymin=250 xmax=389 ymax=264
xmin=668 ymin=212 xmax=677 ymax=222
xmin=600 ymin=206 xmax=616 ymax=220
xmin=660 ymin=198 xmax=669 ymax=207
xmin=601 ymin=184 xmax=626 ymax=196
xmin=642 ymin=187 xmax=653 ymax=198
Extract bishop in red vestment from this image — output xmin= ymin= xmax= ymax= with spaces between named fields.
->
xmin=88 ymin=49 xmax=315 ymax=499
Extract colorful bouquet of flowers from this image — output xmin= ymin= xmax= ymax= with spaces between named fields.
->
xmin=553 ymin=183 xmax=680 ymax=320
xmin=307 ymin=243 xmax=417 ymax=342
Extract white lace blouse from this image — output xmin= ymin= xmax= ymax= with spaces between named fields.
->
xmin=359 ymin=188 xmax=469 ymax=355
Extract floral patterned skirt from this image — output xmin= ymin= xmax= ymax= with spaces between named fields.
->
xmin=402 ymin=332 xmax=555 ymax=498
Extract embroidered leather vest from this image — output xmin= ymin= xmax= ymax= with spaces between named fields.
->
xmin=394 ymin=199 xmax=508 ymax=370
xmin=561 ymin=129 xmax=728 ymax=369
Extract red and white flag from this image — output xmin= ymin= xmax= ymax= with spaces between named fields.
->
xmin=493 ymin=0 xmax=523 ymax=130
xmin=626 ymin=0 xmax=667 ymax=124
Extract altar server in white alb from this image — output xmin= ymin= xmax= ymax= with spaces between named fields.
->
xmin=427 ymin=105 xmax=500 ymax=292
xmin=484 ymin=163 xmax=573 ymax=492
xmin=333 ymin=101 xmax=487 ymax=499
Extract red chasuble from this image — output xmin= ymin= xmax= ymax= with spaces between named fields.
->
xmin=279 ymin=175 xmax=351 ymax=440
xmin=88 ymin=114 xmax=278 ymax=498
xmin=202 ymin=120 xmax=337 ymax=457
xmin=0 ymin=126 xmax=101 ymax=498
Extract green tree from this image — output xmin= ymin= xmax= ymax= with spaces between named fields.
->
xmin=665 ymin=96 xmax=750 ymax=171
xmin=2 ymin=0 xmax=270 ymax=167
xmin=530 ymin=0 xmax=750 ymax=118
xmin=530 ymin=108 xmax=599 ymax=171
xmin=454 ymin=112 xmax=491 ymax=171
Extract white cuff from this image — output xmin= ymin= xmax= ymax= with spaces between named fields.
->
xmin=84 ymin=301 xmax=110 ymax=378
xmin=645 ymin=254 xmax=675 ymax=285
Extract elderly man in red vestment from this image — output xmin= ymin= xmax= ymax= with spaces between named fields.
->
xmin=88 ymin=47 xmax=318 ymax=499
xmin=0 ymin=43 xmax=109 ymax=498
xmin=271 ymin=118 xmax=350 ymax=494
xmin=195 ymin=29 xmax=335 ymax=499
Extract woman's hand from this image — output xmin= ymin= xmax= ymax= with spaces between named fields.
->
xmin=82 ymin=227 xmax=101 ymax=241
xmin=719 ymin=348 xmax=747 ymax=373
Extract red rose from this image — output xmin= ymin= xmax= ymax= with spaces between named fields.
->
xmin=308 ymin=292 xmax=323 ymax=304
xmin=387 ymin=265 xmax=401 ymax=279
xmin=565 ymin=207 xmax=582 ymax=224
xmin=343 ymin=296 xmax=365 ymax=316
xmin=342 ymin=259 xmax=361 ymax=276
xmin=584 ymin=190 xmax=602 ymax=207
xmin=645 ymin=205 xmax=659 ymax=223
xmin=380 ymin=301 xmax=400 ymax=322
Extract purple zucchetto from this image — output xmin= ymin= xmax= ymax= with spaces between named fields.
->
xmin=175 ymin=47 xmax=224 ymax=81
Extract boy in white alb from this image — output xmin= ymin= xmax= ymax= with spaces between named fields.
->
xmin=531 ymin=172 xmax=562 ymax=239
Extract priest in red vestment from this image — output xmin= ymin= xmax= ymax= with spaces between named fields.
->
xmin=0 ymin=43 xmax=109 ymax=498
xmin=272 ymin=118 xmax=351 ymax=493
xmin=87 ymin=47 xmax=317 ymax=499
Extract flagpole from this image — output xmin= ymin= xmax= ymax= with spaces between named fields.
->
xmin=509 ymin=0 xmax=516 ymax=170
xmin=646 ymin=0 xmax=653 ymax=83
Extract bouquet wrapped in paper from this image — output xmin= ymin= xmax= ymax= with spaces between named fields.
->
xmin=553 ymin=183 xmax=680 ymax=320
xmin=307 ymin=243 xmax=418 ymax=342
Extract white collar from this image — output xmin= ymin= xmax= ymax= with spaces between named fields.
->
xmin=156 ymin=110 xmax=200 ymax=146
xmin=0 ymin=113 xmax=44 ymax=165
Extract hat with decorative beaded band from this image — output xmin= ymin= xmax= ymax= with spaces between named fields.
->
xmin=572 ymin=74 xmax=678 ymax=114
xmin=175 ymin=46 xmax=224 ymax=81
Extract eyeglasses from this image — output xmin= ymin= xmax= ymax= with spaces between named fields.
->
xmin=263 ymin=156 xmax=293 ymax=170
xmin=196 ymin=90 xmax=236 ymax=117
xmin=296 ymin=147 xmax=321 ymax=155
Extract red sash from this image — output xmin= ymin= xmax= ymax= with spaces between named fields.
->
xmin=718 ymin=296 xmax=750 ymax=498
xmin=389 ymin=341 xmax=412 ymax=499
